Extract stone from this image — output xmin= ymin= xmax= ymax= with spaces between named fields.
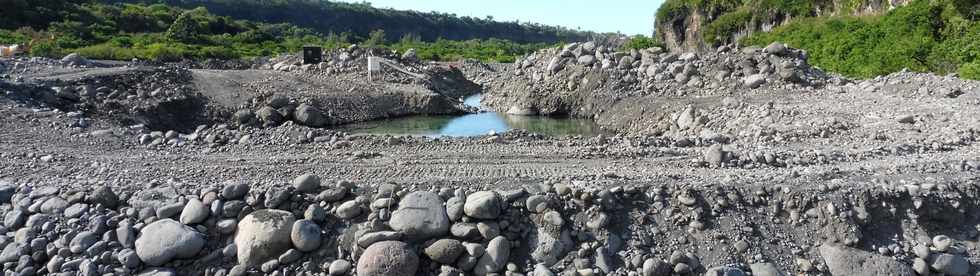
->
xmin=118 ymin=249 xmax=141 ymax=268
xmin=256 ymin=106 xmax=284 ymax=126
xmin=474 ymin=236 xmax=510 ymax=276
xmin=222 ymin=182 xmax=250 ymax=199
xmin=932 ymin=235 xmax=952 ymax=252
xmin=819 ymin=244 xmax=914 ymax=276
xmin=744 ymin=74 xmax=767 ymax=89
xmin=446 ymin=197 xmax=464 ymax=221
xmin=764 ymin=42 xmax=788 ymax=56
xmin=451 ymin=223 xmax=481 ymax=239
xmin=86 ymin=186 xmax=119 ymax=208
xmin=335 ymin=200 xmax=362 ymax=219
xmin=235 ymin=209 xmax=296 ymax=266
xmin=357 ymin=231 xmax=403 ymax=248
xmin=425 ymin=239 xmax=465 ymax=264
xmin=4 ymin=209 xmax=25 ymax=229
xmin=930 ymin=253 xmax=969 ymax=276
xmin=292 ymin=174 xmax=320 ymax=193
xmin=179 ymin=198 xmax=209 ymax=225
xmin=749 ymin=262 xmax=785 ymax=276
xmin=390 ymin=191 xmax=450 ymax=241
xmin=61 ymin=53 xmax=88 ymax=65
xmin=578 ymin=55 xmax=596 ymax=66
xmin=357 ymin=241 xmax=419 ymax=276
xmin=547 ymin=57 xmax=565 ymax=74
xmin=643 ymin=258 xmax=672 ymax=276
xmin=294 ymin=103 xmax=329 ymax=127
xmin=0 ymin=183 xmax=13 ymax=204
xmin=316 ymin=188 xmax=347 ymax=202
xmin=40 ymin=197 xmax=68 ymax=214
xmin=291 ymin=219 xmax=321 ymax=252
xmin=464 ymin=191 xmax=502 ymax=219
xmin=70 ymin=231 xmax=99 ymax=253
xmin=135 ymin=219 xmax=206 ymax=266
xmin=329 ymin=259 xmax=352 ymax=275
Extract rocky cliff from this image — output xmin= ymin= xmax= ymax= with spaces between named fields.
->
xmin=656 ymin=0 xmax=913 ymax=51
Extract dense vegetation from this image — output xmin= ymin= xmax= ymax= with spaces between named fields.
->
xmin=742 ymin=0 xmax=980 ymax=79
xmin=654 ymin=0 xmax=980 ymax=79
xmin=0 ymin=1 xmax=594 ymax=63
xmin=104 ymin=0 xmax=596 ymax=44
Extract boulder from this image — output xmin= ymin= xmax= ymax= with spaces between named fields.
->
xmin=179 ymin=198 xmax=209 ymax=225
xmin=424 ymin=239 xmax=465 ymax=264
xmin=236 ymin=209 xmax=296 ymax=266
xmin=764 ymin=42 xmax=788 ymax=56
xmin=749 ymin=262 xmax=786 ymax=276
xmin=389 ymin=191 xmax=450 ymax=241
xmin=473 ymin=236 xmax=510 ymax=275
xmin=294 ymin=103 xmax=328 ymax=127
xmin=357 ymin=241 xmax=419 ymax=276
xmin=464 ymin=191 xmax=502 ymax=219
xmin=577 ymin=55 xmax=597 ymax=66
xmin=819 ymin=244 xmax=914 ymax=276
xmin=744 ymin=74 xmax=767 ymax=89
xmin=134 ymin=219 xmax=206 ymax=266
xmin=291 ymin=219 xmax=322 ymax=252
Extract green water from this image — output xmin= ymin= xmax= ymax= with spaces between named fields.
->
xmin=336 ymin=95 xmax=605 ymax=137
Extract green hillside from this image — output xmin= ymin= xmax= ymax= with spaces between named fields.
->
xmin=741 ymin=0 xmax=980 ymax=79
xmin=0 ymin=0 xmax=596 ymax=62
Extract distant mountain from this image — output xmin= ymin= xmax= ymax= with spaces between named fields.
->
xmin=103 ymin=0 xmax=599 ymax=44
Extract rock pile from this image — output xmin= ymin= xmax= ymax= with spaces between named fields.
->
xmin=0 ymin=171 xmax=975 ymax=276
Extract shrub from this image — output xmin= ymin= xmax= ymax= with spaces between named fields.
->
xmin=960 ymin=61 xmax=980 ymax=80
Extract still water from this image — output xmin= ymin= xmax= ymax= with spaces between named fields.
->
xmin=335 ymin=95 xmax=604 ymax=137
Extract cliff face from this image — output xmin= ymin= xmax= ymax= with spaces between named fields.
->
xmin=656 ymin=0 xmax=913 ymax=51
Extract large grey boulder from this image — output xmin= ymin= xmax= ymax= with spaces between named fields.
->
xmin=357 ymin=241 xmax=419 ymax=276
xmin=134 ymin=219 xmax=206 ymax=266
xmin=819 ymin=244 xmax=914 ymax=276
xmin=464 ymin=191 xmax=502 ymax=219
xmin=294 ymin=103 xmax=328 ymax=127
xmin=179 ymin=198 xmax=209 ymax=225
xmin=235 ymin=209 xmax=296 ymax=266
xmin=389 ymin=191 xmax=450 ymax=241
xmin=474 ymin=236 xmax=510 ymax=275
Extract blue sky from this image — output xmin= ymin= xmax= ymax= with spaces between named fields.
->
xmin=336 ymin=0 xmax=665 ymax=36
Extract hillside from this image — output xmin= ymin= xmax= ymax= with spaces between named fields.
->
xmin=102 ymin=0 xmax=596 ymax=44
xmin=0 ymin=0 xmax=585 ymax=62
xmin=654 ymin=0 xmax=980 ymax=79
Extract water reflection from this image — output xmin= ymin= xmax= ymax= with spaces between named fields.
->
xmin=336 ymin=94 xmax=604 ymax=137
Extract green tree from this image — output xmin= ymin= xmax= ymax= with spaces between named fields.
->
xmin=165 ymin=8 xmax=207 ymax=43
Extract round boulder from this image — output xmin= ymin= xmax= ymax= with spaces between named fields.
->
xmin=291 ymin=219 xmax=322 ymax=252
xmin=134 ymin=219 xmax=206 ymax=266
xmin=357 ymin=241 xmax=419 ymax=276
